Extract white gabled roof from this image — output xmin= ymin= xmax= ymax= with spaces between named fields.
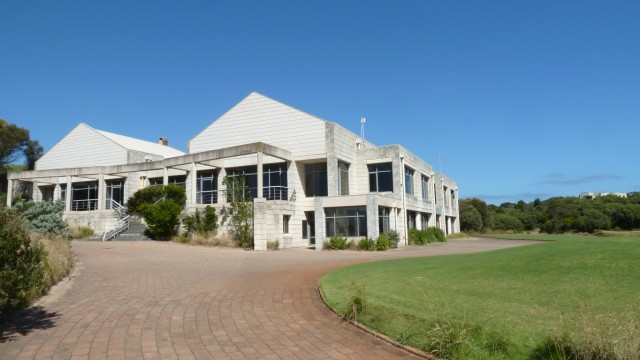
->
xmin=94 ymin=127 xmax=184 ymax=158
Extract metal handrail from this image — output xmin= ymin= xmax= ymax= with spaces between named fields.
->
xmin=102 ymin=215 xmax=131 ymax=241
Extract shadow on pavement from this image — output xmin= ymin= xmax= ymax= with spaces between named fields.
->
xmin=0 ymin=306 xmax=59 ymax=343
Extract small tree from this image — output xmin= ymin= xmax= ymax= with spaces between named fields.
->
xmin=182 ymin=206 xmax=219 ymax=237
xmin=127 ymin=184 xmax=186 ymax=240
xmin=222 ymin=175 xmax=254 ymax=249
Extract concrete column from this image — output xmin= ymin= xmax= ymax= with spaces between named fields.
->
xmin=53 ymin=184 xmax=60 ymax=201
xmin=188 ymin=163 xmax=197 ymax=204
xmin=416 ymin=212 xmax=422 ymax=230
xmin=65 ymin=176 xmax=72 ymax=211
xmin=253 ymin=198 xmax=267 ymax=250
xmin=314 ymin=197 xmax=325 ymax=251
xmin=6 ymin=179 xmax=13 ymax=207
xmin=257 ymin=152 xmax=263 ymax=198
xmin=217 ymin=168 xmax=226 ymax=203
xmin=98 ymin=174 xmax=106 ymax=210
xmin=163 ymin=167 xmax=169 ymax=185
xmin=366 ymin=195 xmax=379 ymax=240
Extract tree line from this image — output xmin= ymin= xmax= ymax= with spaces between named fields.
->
xmin=459 ymin=193 xmax=640 ymax=233
xmin=1 ymin=119 xmax=43 ymax=204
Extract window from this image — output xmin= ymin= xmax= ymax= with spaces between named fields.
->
xmin=72 ymin=181 xmax=98 ymax=211
xmin=283 ymin=215 xmax=290 ymax=234
xmin=197 ymin=170 xmax=218 ymax=204
xmin=452 ymin=190 xmax=457 ymax=209
xmin=263 ymin=163 xmax=288 ymax=200
xmin=304 ymin=163 xmax=328 ymax=197
xmin=106 ymin=179 xmax=124 ymax=208
xmin=60 ymin=184 xmax=67 ymax=202
xmin=325 ymin=207 xmax=367 ymax=237
xmin=148 ymin=175 xmax=187 ymax=187
xmin=421 ymin=176 xmax=429 ymax=200
xmin=405 ymin=167 xmax=414 ymax=195
xmin=338 ymin=161 xmax=349 ymax=195
xmin=407 ymin=211 xmax=417 ymax=230
xmin=421 ymin=212 xmax=430 ymax=229
xmin=379 ymin=207 xmax=391 ymax=234
xmin=368 ymin=163 xmax=393 ymax=192
xmin=227 ymin=166 xmax=258 ymax=201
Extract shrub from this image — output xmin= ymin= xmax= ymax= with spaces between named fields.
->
xmin=12 ymin=200 xmax=68 ymax=237
xmin=267 ymin=240 xmax=279 ymax=250
xmin=128 ymin=185 xmax=186 ymax=240
xmin=386 ymin=230 xmax=400 ymax=248
xmin=375 ymin=234 xmax=391 ymax=251
xmin=182 ymin=206 xmax=219 ymax=237
xmin=0 ymin=208 xmax=47 ymax=318
xmin=425 ymin=227 xmax=446 ymax=242
xmin=139 ymin=199 xmax=183 ymax=240
xmin=409 ymin=228 xmax=430 ymax=245
xmin=358 ymin=238 xmax=376 ymax=251
xmin=326 ymin=236 xmax=350 ymax=250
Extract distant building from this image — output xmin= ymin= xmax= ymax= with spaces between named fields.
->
xmin=7 ymin=92 xmax=460 ymax=249
xmin=579 ymin=192 xmax=627 ymax=200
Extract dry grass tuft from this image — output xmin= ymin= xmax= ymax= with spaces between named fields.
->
xmin=68 ymin=225 xmax=94 ymax=239
xmin=31 ymin=233 xmax=74 ymax=287
xmin=172 ymin=232 xmax=238 ymax=248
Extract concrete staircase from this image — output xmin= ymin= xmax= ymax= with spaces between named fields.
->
xmin=112 ymin=222 xmax=151 ymax=241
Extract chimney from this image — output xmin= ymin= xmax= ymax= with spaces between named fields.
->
xmin=158 ymin=137 xmax=169 ymax=146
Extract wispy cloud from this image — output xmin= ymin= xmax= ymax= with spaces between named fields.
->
xmin=536 ymin=174 xmax=623 ymax=186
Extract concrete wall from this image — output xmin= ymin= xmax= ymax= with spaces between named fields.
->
xmin=189 ymin=92 xmax=327 ymax=159
xmin=37 ymin=123 xmax=128 ymax=170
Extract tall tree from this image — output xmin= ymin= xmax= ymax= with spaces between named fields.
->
xmin=0 ymin=119 xmax=30 ymax=167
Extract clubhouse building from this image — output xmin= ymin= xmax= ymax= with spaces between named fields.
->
xmin=6 ymin=92 xmax=460 ymax=249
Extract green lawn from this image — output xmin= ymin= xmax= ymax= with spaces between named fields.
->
xmin=319 ymin=234 xmax=640 ymax=359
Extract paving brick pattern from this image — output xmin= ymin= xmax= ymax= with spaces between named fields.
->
xmin=0 ymin=238 xmax=535 ymax=359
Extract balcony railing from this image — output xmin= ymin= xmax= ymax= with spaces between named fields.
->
xmin=71 ymin=199 xmax=98 ymax=211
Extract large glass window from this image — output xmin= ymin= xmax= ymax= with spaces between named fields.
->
xmin=368 ymin=163 xmax=393 ymax=192
xmin=379 ymin=207 xmax=391 ymax=234
xmin=106 ymin=179 xmax=124 ymax=208
xmin=421 ymin=176 xmax=429 ymax=200
xmin=197 ymin=170 xmax=218 ymax=204
xmin=263 ymin=163 xmax=288 ymax=200
xmin=72 ymin=181 xmax=98 ymax=211
xmin=60 ymin=184 xmax=67 ymax=202
xmin=405 ymin=167 xmax=414 ymax=195
xmin=304 ymin=163 xmax=328 ymax=197
xmin=421 ymin=212 xmax=431 ymax=229
xmin=407 ymin=210 xmax=417 ymax=230
xmin=338 ymin=161 xmax=349 ymax=195
xmin=226 ymin=166 xmax=258 ymax=201
xmin=325 ymin=207 xmax=367 ymax=237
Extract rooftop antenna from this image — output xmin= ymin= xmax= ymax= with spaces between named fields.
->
xmin=360 ymin=117 xmax=366 ymax=141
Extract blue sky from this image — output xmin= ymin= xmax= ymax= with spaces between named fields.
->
xmin=2 ymin=1 xmax=638 ymax=204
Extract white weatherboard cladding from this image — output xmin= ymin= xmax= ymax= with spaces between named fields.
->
xmin=36 ymin=124 xmax=128 ymax=170
xmin=189 ymin=93 xmax=326 ymax=158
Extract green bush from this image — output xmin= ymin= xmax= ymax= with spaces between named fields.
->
xmin=326 ymin=236 xmax=350 ymax=250
xmin=12 ymin=200 xmax=68 ymax=237
xmin=375 ymin=233 xmax=391 ymax=251
xmin=0 ymin=208 xmax=47 ymax=318
xmin=128 ymin=185 xmax=186 ymax=240
xmin=386 ymin=230 xmax=400 ymax=249
xmin=182 ymin=206 xmax=218 ymax=237
xmin=425 ymin=227 xmax=446 ymax=242
xmin=358 ymin=238 xmax=376 ymax=251
xmin=409 ymin=228 xmax=429 ymax=245
xmin=139 ymin=199 xmax=183 ymax=240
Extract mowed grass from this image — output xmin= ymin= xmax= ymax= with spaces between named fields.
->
xmin=319 ymin=234 xmax=640 ymax=359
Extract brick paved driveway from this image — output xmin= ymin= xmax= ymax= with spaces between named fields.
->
xmin=0 ymin=238 xmax=536 ymax=359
